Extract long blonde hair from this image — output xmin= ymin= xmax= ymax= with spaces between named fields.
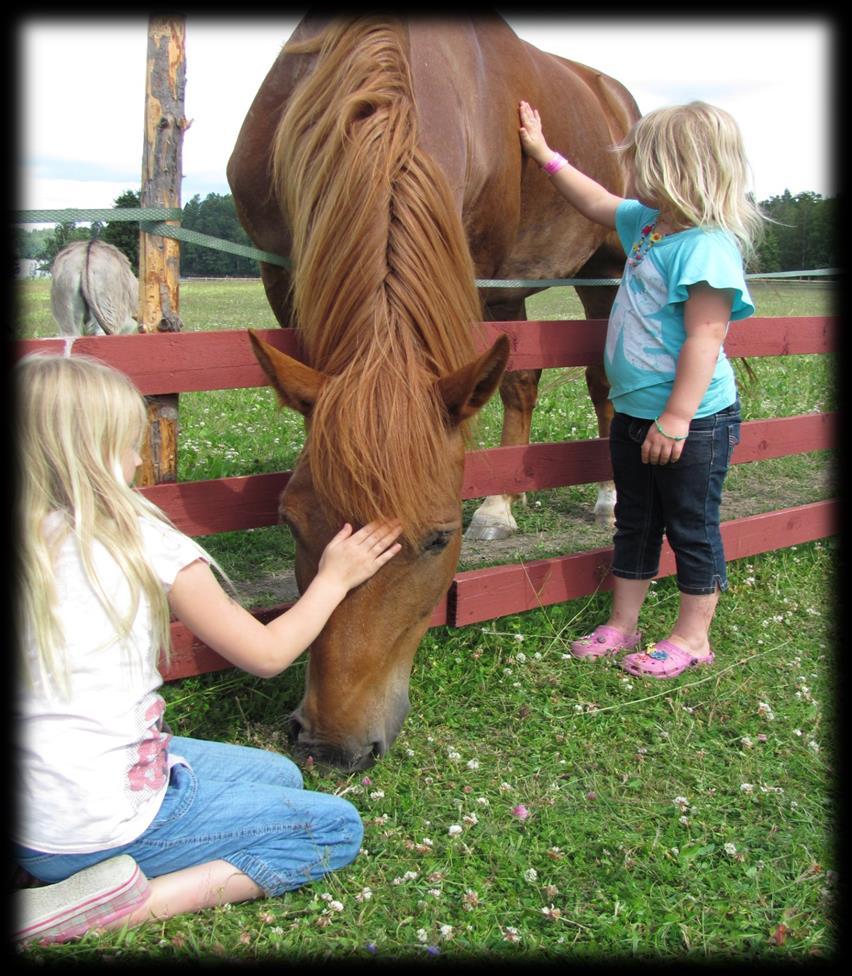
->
xmin=618 ymin=101 xmax=766 ymax=263
xmin=16 ymin=353 xmax=198 ymax=698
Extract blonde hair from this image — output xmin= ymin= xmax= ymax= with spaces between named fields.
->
xmin=618 ymin=101 xmax=766 ymax=263
xmin=16 ymin=354 xmax=204 ymax=698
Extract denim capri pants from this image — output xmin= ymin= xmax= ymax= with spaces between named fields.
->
xmin=608 ymin=400 xmax=741 ymax=595
xmin=15 ymin=737 xmax=364 ymax=897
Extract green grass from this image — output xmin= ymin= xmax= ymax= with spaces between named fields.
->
xmin=14 ymin=278 xmax=838 ymax=962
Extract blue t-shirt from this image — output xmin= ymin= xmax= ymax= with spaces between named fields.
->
xmin=605 ymin=199 xmax=754 ymax=418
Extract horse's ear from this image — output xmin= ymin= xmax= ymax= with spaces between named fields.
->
xmin=248 ymin=329 xmax=327 ymax=417
xmin=437 ymin=333 xmax=510 ymax=427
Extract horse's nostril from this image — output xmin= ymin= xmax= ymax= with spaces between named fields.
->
xmin=370 ymin=740 xmax=385 ymax=760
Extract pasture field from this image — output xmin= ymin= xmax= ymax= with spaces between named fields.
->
xmin=14 ymin=278 xmax=838 ymax=963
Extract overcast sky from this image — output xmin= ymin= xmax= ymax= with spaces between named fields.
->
xmin=17 ymin=14 xmax=835 ymax=224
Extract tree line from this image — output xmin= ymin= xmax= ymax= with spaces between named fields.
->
xmin=17 ymin=187 xmax=838 ymax=278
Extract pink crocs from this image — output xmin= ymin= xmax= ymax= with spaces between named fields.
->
xmin=620 ymin=639 xmax=715 ymax=679
xmin=570 ymin=624 xmax=642 ymax=659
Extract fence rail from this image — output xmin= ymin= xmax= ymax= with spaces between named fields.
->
xmin=14 ymin=315 xmax=837 ymax=682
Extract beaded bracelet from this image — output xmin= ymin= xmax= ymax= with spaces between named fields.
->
xmin=542 ymin=152 xmax=567 ymax=176
xmin=654 ymin=417 xmax=689 ymax=441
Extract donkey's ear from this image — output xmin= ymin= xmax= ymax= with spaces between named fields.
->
xmin=248 ymin=329 xmax=327 ymax=417
xmin=437 ymin=333 xmax=510 ymax=427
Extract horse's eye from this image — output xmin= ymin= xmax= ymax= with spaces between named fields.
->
xmin=422 ymin=530 xmax=452 ymax=554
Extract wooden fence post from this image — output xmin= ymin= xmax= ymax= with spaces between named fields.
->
xmin=138 ymin=14 xmax=187 ymax=486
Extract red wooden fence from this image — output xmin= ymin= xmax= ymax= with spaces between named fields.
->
xmin=16 ymin=315 xmax=838 ymax=681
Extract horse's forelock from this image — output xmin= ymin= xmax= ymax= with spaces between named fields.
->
xmin=273 ymin=18 xmax=482 ymax=543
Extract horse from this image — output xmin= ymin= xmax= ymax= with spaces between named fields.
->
xmin=227 ymin=14 xmax=639 ymax=770
xmin=50 ymin=240 xmax=139 ymax=337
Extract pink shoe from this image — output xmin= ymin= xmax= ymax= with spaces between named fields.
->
xmin=14 ymin=855 xmax=150 ymax=945
xmin=620 ymin=639 xmax=715 ymax=679
xmin=571 ymin=624 xmax=642 ymax=659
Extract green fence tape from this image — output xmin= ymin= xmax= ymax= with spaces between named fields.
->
xmin=14 ymin=207 xmax=839 ymax=286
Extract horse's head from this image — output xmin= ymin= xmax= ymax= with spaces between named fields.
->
xmin=249 ymin=330 xmax=508 ymax=770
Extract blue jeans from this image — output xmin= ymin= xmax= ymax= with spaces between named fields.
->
xmin=609 ymin=401 xmax=741 ymax=595
xmin=15 ymin=737 xmax=364 ymax=897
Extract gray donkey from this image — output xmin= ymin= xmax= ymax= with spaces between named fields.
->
xmin=50 ymin=240 xmax=139 ymax=336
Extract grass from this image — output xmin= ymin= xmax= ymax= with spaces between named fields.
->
xmin=13 ymin=277 xmax=838 ymax=963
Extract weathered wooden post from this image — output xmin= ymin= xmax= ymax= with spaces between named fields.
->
xmin=138 ymin=14 xmax=187 ymax=486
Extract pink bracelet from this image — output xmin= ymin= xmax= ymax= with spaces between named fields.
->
xmin=542 ymin=152 xmax=567 ymax=175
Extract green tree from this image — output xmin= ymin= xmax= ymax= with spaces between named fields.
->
xmin=101 ymin=189 xmax=142 ymax=273
xmin=180 ymin=193 xmax=259 ymax=277
xmin=757 ymin=191 xmax=837 ymax=273
xmin=36 ymin=222 xmax=91 ymax=270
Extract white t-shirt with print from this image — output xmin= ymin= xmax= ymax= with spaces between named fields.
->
xmin=16 ymin=513 xmax=206 ymax=853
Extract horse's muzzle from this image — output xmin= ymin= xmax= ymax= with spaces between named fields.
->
xmin=287 ymin=713 xmax=384 ymax=772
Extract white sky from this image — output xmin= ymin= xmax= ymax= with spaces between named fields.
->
xmin=17 ymin=14 xmax=835 ymax=223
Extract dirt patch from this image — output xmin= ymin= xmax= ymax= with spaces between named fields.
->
xmin=236 ymin=456 xmax=836 ymax=609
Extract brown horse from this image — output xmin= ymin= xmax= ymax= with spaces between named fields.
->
xmin=227 ymin=15 xmax=639 ymax=769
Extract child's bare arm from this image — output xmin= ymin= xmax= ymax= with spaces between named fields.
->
xmin=167 ymin=520 xmax=402 ymax=677
xmin=519 ymin=101 xmax=623 ymax=228
xmin=642 ymin=283 xmax=734 ymax=465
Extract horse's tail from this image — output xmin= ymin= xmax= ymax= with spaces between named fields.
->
xmin=81 ymin=239 xmax=114 ymax=335
xmin=81 ymin=240 xmax=137 ymax=336
xmin=272 ymin=17 xmax=482 ymax=543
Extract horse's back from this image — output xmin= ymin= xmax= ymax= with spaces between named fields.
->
xmin=227 ymin=15 xmax=641 ymax=314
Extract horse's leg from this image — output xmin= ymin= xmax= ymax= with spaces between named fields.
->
xmin=584 ymin=361 xmax=616 ymax=524
xmin=465 ymin=295 xmax=537 ymax=541
xmin=465 ymin=367 xmax=541 ymax=540
xmin=574 ymin=275 xmax=619 ymax=526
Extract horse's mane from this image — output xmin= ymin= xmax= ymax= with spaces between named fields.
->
xmin=272 ymin=17 xmax=482 ymax=544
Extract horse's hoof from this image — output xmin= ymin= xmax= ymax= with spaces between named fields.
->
xmin=464 ymin=519 xmax=517 ymax=542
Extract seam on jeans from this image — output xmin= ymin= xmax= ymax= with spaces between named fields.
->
xmin=129 ymin=821 xmax=318 ymax=854
xmin=224 ymin=817 xmax=361 ymax=896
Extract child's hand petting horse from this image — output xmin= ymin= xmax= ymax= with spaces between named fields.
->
xmin=317 ymin=520 xmax=403 ymax=592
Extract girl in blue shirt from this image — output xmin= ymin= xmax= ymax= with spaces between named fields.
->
xmin=518 ymin=99 xmax=765 ymax=678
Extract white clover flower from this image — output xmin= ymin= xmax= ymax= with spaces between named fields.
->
xmin=428 ymin=888 xmax=442 ymax=898
xmin=740 ymin=783 xmax=755 ymax=794
xmin=416 ymin=928 xmax=429 ymax=943
xmin=516 ymin=652 xmax=527 ymax=663
xmin=466 ymin=758 xmax=480 ymax=770
xmin=448 ymin=824 xmax=462 ymax=836
xmin=463 ymin=813 xmax=479 ymax=826
xmin=462 ymin=890 xmax=479 ymax=910
xmin=328 ymin=900 xmax=344 ymax=913
xmin=447 ymin=749 xmax=461 ymax=761
xmin=523 ymin=868 xmax=538 ymax=883
xmin=439 ymin=924 xmax=454 ymax=939
xmin=369 ymin=790 xmax=385 ymax=800
xmin=502 ymin=926 xmax=521 ymax=943
xmin=724 ymin=842 xmax=737 ymax=856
